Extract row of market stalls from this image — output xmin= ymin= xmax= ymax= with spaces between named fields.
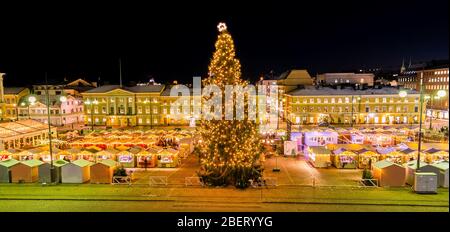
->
xmin=0 ymin=158 xmax=119 ymax=184
xmin=289 ymin=126 xmax=418 ymax=154
xmin=372 ymin=160 xmax=448 ymax=188
xmin=304 ymin=143 xmax=449 ymax=169
xmin=0 ymin=145 xmax=182 ymax=169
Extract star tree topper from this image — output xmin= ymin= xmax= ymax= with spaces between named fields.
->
xmin=217 ymin=22 xmax=227 ymax=32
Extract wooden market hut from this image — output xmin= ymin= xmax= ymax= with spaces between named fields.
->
xmin=90 ymin=159 xmax=118 ymax=184
xmin=10 ymin=159 xmax=44 ymax=183
xmin=378 ymin=148 xmax=404 ymax=164
xmin=306 ymin=146 xmax=331 ymax=168
xmin=128 ymin=146 xmax=142 ymax=155
xmin=399 ymin=148 xmax=425 ymax=163
xmin=372 ymin=160 xmax=406 ymax=187
xmin=355 ymin=148 xmax=379 ymax=169
xmin=0 ymin=159 xmax=19 ymax=183
xmin=136 ymin=147 xmax=161 ymax=168
xmin=0 ymin=150 xmax=13 ymax=161
xmin=429 ymin=162 xmax=449 ymax=188
xmin=424 ymin=148 xmax=449 ymax=163
xmin=16 ymin=150 xmax=39 ymax=161
xmin=157 ymin=148 xmax=179 ymax=168
xmin=78 ymin=150 xmax=95 ymax=162
xmin=56 ymin=150 xmax=75 ymax=161
xmin=37 ymin=147 xmax=61 ymax=163
xmin=61 ymin=159 xmax=93 ymax=183
xmin=59 ymin=148 xmax=81 ymax=161
xmin=331 ymin=148 xmax=357 ymax=169
xmin=94 ymin=150 xmax=116 ymax=161
xmin=404 ymin=160 xmax=434 ymax=186
xmin=38 ymin=159 xmax=68 ymax=183
xmin=117 ymin=150 xmax=136 ymax=168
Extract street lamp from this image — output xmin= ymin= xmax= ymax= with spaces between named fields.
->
xmin=426 ymin=90 xmax=447 ymax=130
xmin=23 ymin=95 xmax=37 ymax=119
xmin=85 ymin=99 xmax=98 ymax=131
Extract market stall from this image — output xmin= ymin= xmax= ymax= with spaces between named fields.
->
xmin=355 ymin=148 xmax=379 ymax=169
xmin=117 ymin=151 xmax=136 ymax=168
xmin=363 ymin=133 xmax=394 ymax=146
xmin=404 ymin=160 xmax=434 ymax=186
xmin=90 ymin=159 xmax=118 ymax=184
xmin=78 ymin=150 xmax=95 ymax=162
xmin=0 ymin=159 xmax=19 ymax=183
xmin=16 ymin=149 xmax=40 ymax=161
xmin=424 ymin=148 xmax=449 ymax=163
xmin=331 ymin=148 xmax=357 ymax=169
xmin=95 ymin=150 xmax=116 ymax=161
xmin=372 ymin=160 xmax=406 ymax=187
xmin=38 ymin=159 xmax=68 ymax=183
xmin=0 ymin=150 xmax=12 ymax=161
xmin=399 ymin=148 xmax=425 ymax=163
xmin=61 ymin=159 xmax=93 ymax=183
xmin=137 ymin=147 xmax=161 ymax=168
xmin=378 ymin=147 xmax=403 ymax=164
xmin=429 ymin=162 xmax=449 ymax=188
xmin=157 ymin=148 xmax=179 ymax=168
xmin=10 ymin=159 xmax=44 ymax=183
xmin=302 ymin=131 xmax=338 ymax=148
xmin=56 ymin=150 xmax=78 ymax=161
xmin=37 ymin=147 xmax=61 ymax=163
xmin=305 ymin=146 xmax=331 ymax=168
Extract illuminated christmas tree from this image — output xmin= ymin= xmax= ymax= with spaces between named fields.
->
xmin=197 ymin=23 xmax=263 ymax=188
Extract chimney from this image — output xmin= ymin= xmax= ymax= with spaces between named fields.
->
xmin=0 ymin=73 xmax=5 ymax=103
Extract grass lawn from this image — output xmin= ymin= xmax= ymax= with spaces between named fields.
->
xmin=0 ymin=183 xmax=448 ymax=212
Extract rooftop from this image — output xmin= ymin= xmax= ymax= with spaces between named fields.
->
xmin=83 ymin=85 xmax=165 ymax=94
xmin=4 ymin=87 xmax=28 ymax=95
xmin=287 ymin=86 xmax=419 ymax=96
xmin=0 ymin=120 xmax=55 ymax=139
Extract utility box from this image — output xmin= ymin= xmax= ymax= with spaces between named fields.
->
xmin=414 ymin=172 xmax=438 ymax=194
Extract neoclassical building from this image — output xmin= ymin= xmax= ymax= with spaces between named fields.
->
xmin=81 ymin=84 xmax=267 ymax=128
xmin=284 ymin=86 xmax=425 ymax=125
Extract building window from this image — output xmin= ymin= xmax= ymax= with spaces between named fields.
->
xmin=345 ymin=97 xmax=349 ymax=103
xmin=331 ymin=98 xmax=335 ymax=104
xmin=365 ymin=106 xmax=370 ymax=113
xmin=414 ymin=106 xmax=418 ymax=112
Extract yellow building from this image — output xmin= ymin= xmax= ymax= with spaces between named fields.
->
xmin=1 ymin=87 xmax=31 ymax=122
xmin=81 ymin=85 xmax=164 ymax=127
xmin=82 ymin=84 xmax=267 ymax=127
xmin=285 ymin=86 xmax=426 ymax=125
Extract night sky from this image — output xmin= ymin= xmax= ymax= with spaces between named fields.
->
xmin=0 ymin=0 xmax=448 ymax=87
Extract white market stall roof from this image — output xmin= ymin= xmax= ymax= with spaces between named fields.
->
xmin=0 ymin=119 xmax=55 ymax=139
xmin=430 ymin=162 xmax=449 ymax=171
xmin=373 ymin=160 xmax=403 ymax=169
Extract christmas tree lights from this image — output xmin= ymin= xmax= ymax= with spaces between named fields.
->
xmin=197 ymin=23 xmax=263 ymax=188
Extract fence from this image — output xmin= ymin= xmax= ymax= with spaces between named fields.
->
xmin=148 ymin=176 xmax=168 ymax=186
xmin=185 ymin=177 xmax=204 ymax=187
xmin=359 ymin=179 xmax=379 ymax=187
xmin=112 ymin=176 xmax=132 ymax=185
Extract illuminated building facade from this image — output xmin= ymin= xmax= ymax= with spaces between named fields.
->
xmin=284 ymin=86 xmax=425 ymax=125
